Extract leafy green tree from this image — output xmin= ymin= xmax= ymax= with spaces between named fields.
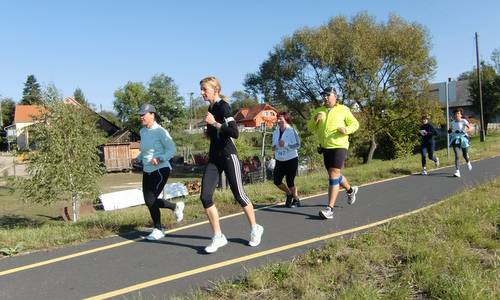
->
xmin=245 ymin=13 xmax=438 ymax=162
xmin=191 ymin=96 xmax=208 ymax=120
xmin=113 ymin=74 xmax=186 ymax=132
xmin=113 ymin=82 xmax=148 ymax=132
xmin=44 ymin=83 xmax=63 ymax=103
xmin=462 ymin=63 xmax=500 ymax=135
xmin=20 ymin=74 xmax=43 ymax=105
xmin=234 ymin=134 xmax=252 ymax=159
xmin=230 ymin=91 xmax=259 ymax=114
xmin=146 ymin=74 xmax=187 ymax=130
xmin=17 ymin=94 xmax=106 ymax=221
xmin=73 ymin=88 xmax=88 ymax=106
xmin=0 ymin=96 xmax=15 ymax=127
xmin=0 ymin=96 xmax=16 ymax=149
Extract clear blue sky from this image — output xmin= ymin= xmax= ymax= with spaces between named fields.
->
xmin=1 ymin=0 xmax=499 ymax=111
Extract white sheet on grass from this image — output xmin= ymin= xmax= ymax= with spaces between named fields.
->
xmin=99 ymin=182 xmax=189 ymax=211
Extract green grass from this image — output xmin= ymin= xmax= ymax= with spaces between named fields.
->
xmin=1 ymin=133 xmax=499 ymax=256
xmin=188 ymin=178 xmax=499 ymax=300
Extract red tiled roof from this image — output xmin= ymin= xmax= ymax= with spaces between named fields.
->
xmin=234 ymin=104 xmax=277 ymax=122
xmin=14 ymin=105 xmax=46 ymax=123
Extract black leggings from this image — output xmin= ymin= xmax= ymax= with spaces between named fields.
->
xmin=273 ymin=157 xmax=298 ymax=187
xmin=142 ymin=167 xmax=176 ymax=229
xmin=452 ymin=145 xmax=469 ymax=169
xmin=420 ymin=141 xmax=437 ymax=168
xmin=200 ymin=154 xmax=251 ymax=209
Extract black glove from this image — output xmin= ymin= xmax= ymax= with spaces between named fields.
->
xmin=317 ymin=146 xmax=324 ymax=154
xmin=448 ymin=129 xmax=452 ymax=134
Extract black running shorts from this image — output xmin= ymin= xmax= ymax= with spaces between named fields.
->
xmin=322 ymin=148 xmax=348 ymax=170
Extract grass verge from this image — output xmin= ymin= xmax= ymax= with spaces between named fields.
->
xmin=1 ymin=133 xmax=499 ymax=256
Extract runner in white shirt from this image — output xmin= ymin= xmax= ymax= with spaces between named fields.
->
xmin=272 ymin=112 xmax=301 ymax=207
xmin=448 ymin=108 xmax=472 ymax=177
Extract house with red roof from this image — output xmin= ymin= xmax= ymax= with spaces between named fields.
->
xmin=7 ymin=105 xmax=46 ymax=150
xmin=234 ymin=103 xmax=278 ymax=130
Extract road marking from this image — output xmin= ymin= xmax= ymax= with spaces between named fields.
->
xmin=84 ymin=201 xmax=442 ymax=300
xmin=0 ymin=239 xmax=139 ymax=277
xmin=3 ymin=157 xmax=495 ymax=277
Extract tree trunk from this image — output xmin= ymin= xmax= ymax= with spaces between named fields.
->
xmin=366 ymin=134 xmax=377 ymax=163
xmin=72 ymin=192 xmax=79 ymax=223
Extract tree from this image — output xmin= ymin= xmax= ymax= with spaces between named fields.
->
xmin=0 ymin=96 xmax=15 ymax=127
xmin=20 ymin=75 xmax=43 ymax=105
xmin=113 ymin=82 xmax=148 ymax=132
xmin=113 ymin=74 xmax=187 ymax=132
xmin=73 ymin=88 xmax=88 ymax=106
xmin=17 ymin=94 xmax=106 ymax=222
xmin=230 ymin=91 xmax=259 ymax=114
xmin=191 ymin=96 xmax=207 ymax=120
xmin=146 ymin=74 xmax=187 ymax=130
xmin=491 ymin=48 xmax=500 ymax=75
xmin=245 ymin=13 xmax=439 ymax=162
xmin=0 ymin=96 xmax=16 ymax=150
xmin=464 ymin=63 xmax=500 ymax=135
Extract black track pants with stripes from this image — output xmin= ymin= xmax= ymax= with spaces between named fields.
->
xmin=200 ymin=154 xmax=251 ymax=209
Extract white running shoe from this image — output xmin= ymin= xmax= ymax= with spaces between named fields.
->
xmin=435 ymin=157 xmax=440 ymax=167
xmin=249 ymin=224 xmax=264 ymax=247
xmin=422 ymin=169 xmax=428 ymax=176
xmin=205 ymin=234 xmax=228 ymax=253
xmin=174 ymin=202 xmax=185 ymax=222
xmin=453 ymin=169 xmax=461 ymax=178
xmin=347 ymin=186 xmax=359 ymax=205
xmin=146 ymin=228 xmax=165 ymax=240
xmin=319 ymin=207 xmax=334 ymax=219
xmin=467 ymin=161 xmax=472 ymax=171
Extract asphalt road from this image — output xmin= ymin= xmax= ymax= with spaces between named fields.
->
xmin=0 ymin=157 xmax=498 ymax=299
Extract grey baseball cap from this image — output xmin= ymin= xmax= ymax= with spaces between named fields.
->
xmin=138 ymin=103 xmax=156 ymax=115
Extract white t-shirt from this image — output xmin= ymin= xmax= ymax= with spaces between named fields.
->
xmin=451 ymin=119 xmax=469 ymax=133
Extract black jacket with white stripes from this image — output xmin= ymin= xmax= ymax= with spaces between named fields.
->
xmin=207 ymin=99 xmax=239 ymax=162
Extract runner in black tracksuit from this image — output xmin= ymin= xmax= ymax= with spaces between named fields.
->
xmin=418 ymin=114 xmax=440 ymax=175
xmin=199 ymin=76 xmax=264 ymax=254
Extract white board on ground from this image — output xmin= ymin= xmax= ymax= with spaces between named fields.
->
xmin=99 ymin=182 xmax=189 ymax=211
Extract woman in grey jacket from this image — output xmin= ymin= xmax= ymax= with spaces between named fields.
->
xmin=272 ymin=112 xmax=301 ymax=207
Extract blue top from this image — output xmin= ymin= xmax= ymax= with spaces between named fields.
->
xmin=136 ymin=121 xmax=176 ymax=173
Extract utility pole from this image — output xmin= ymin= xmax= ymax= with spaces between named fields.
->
xmin=188 ymin=92 xmax=194 ymax=131
xmin=475 ymin=32 xmax=486 ymax=142
xmin=0 ymin=99 xmax=3 ymax=128
xmin=446 ymin=78 xmax=450 ymax=158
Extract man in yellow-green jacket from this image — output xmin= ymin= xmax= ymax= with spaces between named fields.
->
xmin=308 ymin=87 xmax=360 ymax=220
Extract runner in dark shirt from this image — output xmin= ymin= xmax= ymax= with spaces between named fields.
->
xmin=418 ymin=114 xmax=439 ymax=175
xmin=199 ymin=76 xmax=264 ymax=254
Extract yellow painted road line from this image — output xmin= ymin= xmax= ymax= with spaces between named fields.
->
xmin=0 ymin=239 xmax=139 ymax=277
xmin=0 ymin=195 xmax=309 ymax=276
xmin=0 ymin=209 xmax=257 ymax=277
xmin=4 ymin=156 xmax=495 ymax=278
xmin=84 ymin=201 xmax=441 ymax=300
